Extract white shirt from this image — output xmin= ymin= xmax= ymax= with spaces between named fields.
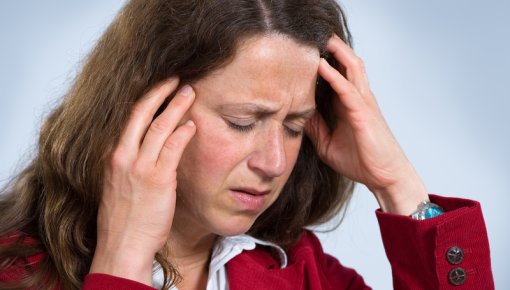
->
xmin=152 ymin=235 xmax=288 ymax=290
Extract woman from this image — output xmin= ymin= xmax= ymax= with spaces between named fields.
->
xmin=0 ymin=0 xmax=494 ymax=289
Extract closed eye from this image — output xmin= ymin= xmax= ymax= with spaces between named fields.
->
xmin=227 ymin=121 xmax=255 ymax=132
xmin=284 ymin=126 xmax=303 ymax=138
xmin=228 ymin=120 xmax=303 ymax=138
xmin=224 ymin=112 xmax=307 ymax=140
xmin=284 ymin=119 xmax=307 ymax=138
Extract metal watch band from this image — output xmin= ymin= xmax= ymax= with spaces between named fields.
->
xmin=410 ymin=201 xmax=444 ymax=220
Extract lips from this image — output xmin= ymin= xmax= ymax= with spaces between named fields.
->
xmin=230 ymin=187 xmax=271 ymax=196
xmin=229 ymin=187 xmax=271 ymax=212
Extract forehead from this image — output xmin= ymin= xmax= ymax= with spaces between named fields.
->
xmin=193 ymin=34 xmax=320 ymax=111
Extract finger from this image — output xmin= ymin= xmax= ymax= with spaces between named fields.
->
xmin=304 ymin=112 xmax=331 ymax=158
xmin=318 ymin=58 xmax=366 ymax=114
xmin=119 ymin=78 xmax=180 ymax=155
xmin=157 ymin=120 xmax=196 ymax=171
xmin=327 ymin=35 xmax=370 ymax=94
xmin=138 ymin=85 xmax=195 ymax=164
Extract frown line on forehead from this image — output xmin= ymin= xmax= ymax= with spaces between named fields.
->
xmin=219 ymin=103 xmax=316 ymax=119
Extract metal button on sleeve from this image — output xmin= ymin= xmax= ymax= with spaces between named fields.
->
xmin=448 ymin=267 xmax=467 ymax=286
xmin=446 ymin=246 xmax=464 ymax=264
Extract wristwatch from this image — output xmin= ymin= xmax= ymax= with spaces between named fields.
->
xmin=410 ymin=201 xmax=444 ymax=220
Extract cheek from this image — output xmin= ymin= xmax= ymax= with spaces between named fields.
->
xmin=178 ymin=113 xmax=245 ymax=188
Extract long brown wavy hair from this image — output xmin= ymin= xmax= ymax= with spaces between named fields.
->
xmin=0 ymin=0 xmax=355 ymax=289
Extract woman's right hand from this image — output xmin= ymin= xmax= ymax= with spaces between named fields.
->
xmin=89 ymin=78 xmax=196 ymax=285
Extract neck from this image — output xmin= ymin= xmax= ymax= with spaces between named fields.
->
xmin=168 ymin=223 xmax=216 ymax=267
xmin=168 ymin=208 xmax=217 ymax=289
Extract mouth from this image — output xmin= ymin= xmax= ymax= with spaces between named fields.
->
xmin=230 ymin=187 xmax=271 ymax=196
xmin=229 ymin=187 xmax=271 ymax=212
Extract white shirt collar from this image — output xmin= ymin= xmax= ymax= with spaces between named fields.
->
xmin=152 ymin=235 xmax=287 ymax=290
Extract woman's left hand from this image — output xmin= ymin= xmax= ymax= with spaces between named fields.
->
xmin=306 ymin=35 xmax=429 ymax=215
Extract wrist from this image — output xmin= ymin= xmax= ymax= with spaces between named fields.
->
xmin=90 ymin=236 xmax=156 ymax=286
xmin=370 ymin=170 xmax=429 ymax=215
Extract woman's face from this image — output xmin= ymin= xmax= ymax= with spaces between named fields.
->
xmin=174 ymin=34 xmax=320 ymax=237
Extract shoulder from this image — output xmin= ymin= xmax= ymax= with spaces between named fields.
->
xmin=226 ymin=230 xmax=371 ymax=290
xmin=289 ymin=230 xmax=370 ymax=288
xmin=0 ymin=233 xmax=47 ymax=283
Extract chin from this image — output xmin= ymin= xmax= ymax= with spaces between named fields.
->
xmin=210 ymin=213 xmax=259 ymax=237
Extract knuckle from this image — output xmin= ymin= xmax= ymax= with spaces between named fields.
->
xmin=129 ymin=104 xmax=146 ymax=120
xmin=149 ymin=174 xmax=173 ymax=188
xmin=164 ymin=126 xmax=188 ymax=151
xmin=346 ymin=56 xmax=363 ymax=69
xmin=148 ymin=118 xmax=171 ymax=135
xmin=345 ymin=84 xmax=358 ymax=96
xmin=163 ymin=135 xmax=182 ymax=152
xmin=110 ymin=147 xmax=128 ymax=169
xmin=131 ymin=159 xmax=172 ymax=187
xmin=354 ymin=57 xmax=365 ymax=69
xmin=170 ymin=94 xmax=189 ymax=109
xmin=131 ymin=159 xmax=149 ymax=178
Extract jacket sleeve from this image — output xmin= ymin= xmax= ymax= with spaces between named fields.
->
xmin=83 ymin=273 xmax=156 ymax=290
xmin=376 ymin=194 xmax=494 ymax=289
xmin=0 ymin=237 xmax=155 ymax=290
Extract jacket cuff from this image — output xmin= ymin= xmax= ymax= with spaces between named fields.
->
xmin=375 ymin=194 xmax=494 ymax=289
xmin=83 ymin=273 xmax=156 ymax=290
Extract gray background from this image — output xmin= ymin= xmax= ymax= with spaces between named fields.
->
xmin=1 ymin=1 xmax=508 ymax=288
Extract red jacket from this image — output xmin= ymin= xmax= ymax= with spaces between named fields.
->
xmin=1 ymin=195 xmax=494 ymax=289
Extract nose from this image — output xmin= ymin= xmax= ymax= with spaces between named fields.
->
xmin=247 ymin=126 xmax=287 ymax=178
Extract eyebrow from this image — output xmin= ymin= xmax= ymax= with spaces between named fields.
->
xmin=219 ymin=103 xmax=316 ymax=119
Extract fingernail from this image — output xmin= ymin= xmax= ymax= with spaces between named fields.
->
xmin=180 ymin=85 xmax=193 ymax=97
xmin=321 ymin=58 xmax=331 ymax=67
xmin=185 ymin=120 xmax=195 ymax=127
